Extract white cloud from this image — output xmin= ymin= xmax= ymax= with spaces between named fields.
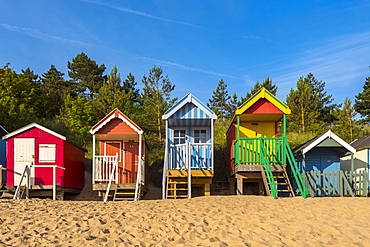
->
xmin=79 ymin=0 xmax=204 ymax=29
xmin=0 ymin=23 xmax=93 ymax=46
xmin=141 ymin=56 xmax=243 ymax=80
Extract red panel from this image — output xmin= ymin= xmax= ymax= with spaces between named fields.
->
xmin=244 ymin=98 xmax=284 ymax=114
xmin=124 ymin=142 xmax=139 ymax=184
xmin=226 ymin=124 xmax=236 ymax=174
xmin=64 ymin=141 xmax=85 ymax=189
xmin=96 ymin=118 xmax=137 ymax=135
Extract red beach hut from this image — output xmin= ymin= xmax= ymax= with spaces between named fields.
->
xmin=90 ymin=109 xmax=148 ymax=201
xmin=2 ymin=123 xmax=86 ymax=199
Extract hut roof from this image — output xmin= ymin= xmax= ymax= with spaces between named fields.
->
xmin=350 ymin=135 xmax=370 ymax=151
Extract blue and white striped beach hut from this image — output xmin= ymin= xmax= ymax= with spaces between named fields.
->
xmin=162 ymin=93 xmax=217 ymax=199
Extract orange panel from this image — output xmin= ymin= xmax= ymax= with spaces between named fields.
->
xmin=96 ymin=119 xmax=137 ymax=135
xmin=124 ymin=142 xmax=139 ymax=184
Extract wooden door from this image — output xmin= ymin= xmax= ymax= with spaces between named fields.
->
xmin=104 ymin=141 xmax=122 ymax=183
xmin=124 ymin=142 xmax=139 ymax=183
xmin=14 ymin=138 xmax=35 ymax=185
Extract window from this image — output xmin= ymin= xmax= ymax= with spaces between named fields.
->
xmin=39 ymin=144 xmax=56 ymax=163
xmin=194 ymin=129 xmax=207 ymax=143
xmin=174 ymin=129 xmax=186 ymax=145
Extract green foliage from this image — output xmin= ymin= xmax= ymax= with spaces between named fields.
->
xmin=208 ymin=79 xmax=231 ymax=121
xmin=0 ymin=66 xmax=37 ymax=131
xmin=213 ymin=120 xmax=229 ymax=181
xmin=332 ymin=97 xmax=361 ymax=143
xmin=240 ymin=76 xmax=277 ymax=104
xmin=286 ymin=73 xmax=334 ymax=133
xmin=59 ymin=94 xmax=98 ymax=138
xmin=141 ymin=66 xmax=176 ymax=140
xmin=67 ymin=52 xmax=106 ymax=98
xmin=354 ymin=69 xmax=370 ymax=123
xmin=286 ymin=131 xmax=316 ymax=149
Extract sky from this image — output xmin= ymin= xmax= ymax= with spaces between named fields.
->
xmin=1 ymin=0 xmax=370 ymax=106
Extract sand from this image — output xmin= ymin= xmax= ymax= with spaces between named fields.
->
xmin=0 ymin=196 xmax=369 ymax=247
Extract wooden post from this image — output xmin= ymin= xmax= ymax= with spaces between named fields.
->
xmin=283 ymin=114 xmax=286 ymax=137
xmin=92 ymin=135 xmax=96 ymax=184
xmin=162 ymin=121 xmax=168 ymax=200
xmin=188 ymin=140 xmax=192 ymax=199
xmin=53 ymin=166 xmax=56 ymax=200
xmin=236 ymin=174 xmax=243 ymax=195
xmin=211 ymin=119 xmax=214 ymax=171
xmin=204 ymin=184 xmax=210 ymax=196
xmin=351 ymin=153 xmax=354 ymax=186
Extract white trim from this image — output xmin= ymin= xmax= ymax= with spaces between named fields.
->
xmin=302 ymin=130 xmax=356 ymax=155
xmin=90 ymin=108 xmax=143 ymax=135
xmin=0 ymin=125 xmax=8 ymax=134
xmin=193 ymin=127 xmax=210 ymax=144
xmin=3 ymin=123 xmax=66 ymax=141
xmin=162 ymin=93 xmax=217 ymax=120
xmin=104 ymin=141 xmax=122 ymax=162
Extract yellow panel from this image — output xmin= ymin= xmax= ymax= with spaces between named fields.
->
xmin=240 ymin=122 xmax=275 ymax=138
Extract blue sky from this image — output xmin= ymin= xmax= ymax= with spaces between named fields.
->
xmin=1 ymin=0 xmax=370 ymax=106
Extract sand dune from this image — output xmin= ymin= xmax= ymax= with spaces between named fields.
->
xmin=0 ymin=196 xmax=369 ymax=246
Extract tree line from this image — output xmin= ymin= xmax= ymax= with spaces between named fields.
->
xmin=1 ymin=52 xmax=370 ymax=178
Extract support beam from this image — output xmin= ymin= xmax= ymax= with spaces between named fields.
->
xmin=236 ymin=174 xmax=243 ymax=195
xmin=204 ymin=184 xmax=210 ymax=196
xmin=92 ymin=135 xmax=96 ymax=184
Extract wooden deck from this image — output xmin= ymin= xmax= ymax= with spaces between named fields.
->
xmin=4 ymin=185 xmax=81 ymax=200
xmin=166 ymin=169 xmax=214 ymax=178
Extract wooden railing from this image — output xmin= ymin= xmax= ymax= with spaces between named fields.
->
xmin=134 ymin=157 xmax=145 ymax=201
xmin=302 ymin=170 xmax=369 ymax=197
xmin=94 ymin=155 xmax=118 ymax=183
xmin=167 ymin=143 xmax=212 ymax=170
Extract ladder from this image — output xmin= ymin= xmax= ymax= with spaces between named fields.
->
xmin=262 ymin=167 xmax=295 ymax=197
xmin=166 ymin=177 xmax=189 ymax=199
xmin=113 ymin=187 xmax=136 ymax=201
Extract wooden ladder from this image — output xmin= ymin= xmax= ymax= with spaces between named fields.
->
xmin=166 ymin=177 xmax=189 ymax=199
xmin=113 ymin=187 xmax=136 ymax=201
xmin=262 ymin=167 xmax=295 ymax=197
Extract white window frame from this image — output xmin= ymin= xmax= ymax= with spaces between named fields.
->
xmin=104 ymin=141 xmax=122 ymax=162
xmin=39 ymin=144 xmax=56 ymax=163
xmin=193 ymin=128 xmax=210 ymax=143
xmin=172 ymin=128 xmax=187 ymax=145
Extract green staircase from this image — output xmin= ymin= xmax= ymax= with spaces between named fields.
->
xmin=235 ymin=137 xmax=308 ymax=199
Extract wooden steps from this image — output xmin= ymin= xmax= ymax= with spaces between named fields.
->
xmin=166 ymin=178 xmax=189 ymax=199
xmin=113 ymin=188 xmax=136 ymax=201
xmin=262 ymin=168 xmax=295 ymax=197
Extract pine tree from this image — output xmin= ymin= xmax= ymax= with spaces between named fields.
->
xmin=67 ymin=52 xmax=106 ymax=98
xmin=354 ymin=68 xmax=370 ymax=123
xmin=332 ymin=97 xmax=360 ymax=143
xmin=286 ymin=73 xmax=334 ymax=133
xmin=141 ymin=66 xmax=176 ymax=140
xmin=240 ymin=77 xmax=277 ymax=103
xmin=207 ymin=79 xmax=231 ymax=121
xmin=225 ymin=92 xmax=239 ymax=119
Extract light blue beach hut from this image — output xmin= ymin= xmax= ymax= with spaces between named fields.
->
xmin=162 ymin=93 xmax=217 ymax=199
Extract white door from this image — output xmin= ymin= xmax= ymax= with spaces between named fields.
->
xmin=14 ymin=138 xmax=35 ymax=185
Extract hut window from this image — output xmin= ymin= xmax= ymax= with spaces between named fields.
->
xmin=39 ymin=144 xmax=56 ymax=163
xmin=194 ymin=129 xmax=207 ymax=143
xmin=174 ymin=129 xmax=186 ymax=145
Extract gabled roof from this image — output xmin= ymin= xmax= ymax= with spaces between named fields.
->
xmin=90 ymin=108 xmax=143 ymax=135
xmin=3 ymin=123 xmax=66 ymax=141
xmin=350 ymin=136 xmax=370 ymax=151
xmin=293 ymin=130 xmax=356 ymax=155
xmin=162 ymin=93 xmax=217 ymax=120
xmin=235 ymin=87 xmax=291 ymax=115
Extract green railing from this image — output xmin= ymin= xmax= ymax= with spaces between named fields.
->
xmin=260 ymin=146 xmax=278 ymax=199
xmin=233 ymin=137 xmax=308 ymax=198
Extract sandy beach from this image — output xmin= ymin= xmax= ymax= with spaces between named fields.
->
xmin=0 ymin=196 xmax=369 ymax=246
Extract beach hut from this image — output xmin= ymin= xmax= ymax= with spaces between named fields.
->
xmin=90 ymin=109 xmax=148 ymax=201
xmin=293 ymin=130 xmax=364 ymax=196
xmin=162 ymin=93 xmax=217 ymax=199
xmin=2 ymin=123 xmax=86 ymax=200
xmin=341 ymin=135 xmax=370 ymax=196
xmin=226 ymin=88 xmax=307 ymax=198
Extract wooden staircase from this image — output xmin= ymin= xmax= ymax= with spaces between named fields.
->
xmin=262 ymin=167 xmax=295 ymax=197
xmin=103 ymin=184 xmax=142 ymax=201
xmin=166 ymin=177 xmax=189 ymax=199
